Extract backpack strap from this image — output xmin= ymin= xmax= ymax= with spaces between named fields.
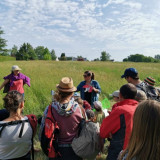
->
xmin=26 ymin=114 xmax=37 ymax=160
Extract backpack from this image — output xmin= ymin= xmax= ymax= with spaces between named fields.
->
xmin=0 ymin=114 xmax=37 ymax=160
xmin=40 ymin=105 xmax=60 ymax=158
xmin=71 ymin=121 xmax=101 ymax=159
xmin=136 ymin=83 xmax=160 ymax=102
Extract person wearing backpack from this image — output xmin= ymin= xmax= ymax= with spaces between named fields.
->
xmin=0 ymin=90 xmax=37 ymax=160
xmin=100 ymin=83 xmax=138 ymax=160
xmin=121 ymin=68 xmax=160 ymax=101
xmin=40 ymin=77 xmax=83 ymax=160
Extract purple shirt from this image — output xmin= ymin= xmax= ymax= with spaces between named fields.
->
xmin=4 ymin=73 xmax=30 ymax=87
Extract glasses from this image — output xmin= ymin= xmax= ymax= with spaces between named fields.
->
xmin=83 ymin=75 xmax=88 ymax=78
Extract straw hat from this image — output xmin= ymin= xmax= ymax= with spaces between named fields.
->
xmin=56 ymin=77 xmax=77 ymax=92
xmin=11 ymin=65 xmax=22 ymax=71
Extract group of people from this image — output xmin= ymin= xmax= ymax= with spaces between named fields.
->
xmin=0 ymin=65 xmax=160 ymax=160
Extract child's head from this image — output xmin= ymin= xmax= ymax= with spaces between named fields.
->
xmin=144 ymin=77 xmax=155 ymax=86
xmin=110 ymin=90 xmax=120 ymax=102
xmin=93 ymin=101 xmax=102 ymax=112
xmin=75 ymin=97 xmax=83 ymax=105
xmin=135 ymin=90 xmax=147 ymax=102
xmin=86 ymin=110 xmax=95 ymax=122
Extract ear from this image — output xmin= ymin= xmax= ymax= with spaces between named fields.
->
xmin=19 ymin=101 xmax=24 ymax=109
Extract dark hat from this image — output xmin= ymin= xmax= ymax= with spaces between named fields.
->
xmin=121 ymin=68 xmax=138 ymax=78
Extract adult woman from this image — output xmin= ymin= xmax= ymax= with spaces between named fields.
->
xmin=119 ymin=100 xmax=160 ymax=160
xmin=0 ymin=65 xmax=30 ymax=96
xmin=77 ymin=71 xmax=101 ymax=107
xmin=41 ymin=77 xmax=83 ymax=160
xmin=0 ymin=90 xmax=37 ymax=160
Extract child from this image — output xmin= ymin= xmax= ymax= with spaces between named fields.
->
xmin=110 ymin=90 xmax=120 ymax=102
xmin=135 ymin=90 xmax=147 ymax=102
xmin=93 ymin=101 xmax=105 ymax=126
xmin=144 ymin=77 xmax=155 ymax=86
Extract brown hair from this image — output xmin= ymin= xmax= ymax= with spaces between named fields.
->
xmin=3 ymin=90 xmax=24 ymax=113
xmin=53 ymin=90 xmax=73 ymax=103
xmin=120 ymin=83 xmax=137 ymax=99
xmin=84 ymin=71 xmax=94 ymax=80
xmin=120 ymin=100 xmax=160 ymax=160
xmin=75 ymin=97 xmax=83 ymax=105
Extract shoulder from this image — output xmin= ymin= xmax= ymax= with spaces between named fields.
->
xmin=3 ymin=74 xmax=12 ymax=80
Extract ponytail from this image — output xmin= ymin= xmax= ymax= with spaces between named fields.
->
xmin=91 ymin=72 xmax=94 ymax=80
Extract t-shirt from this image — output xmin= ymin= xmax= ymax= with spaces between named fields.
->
xmin=84 ymin=92 xmax=92 ymax=105
xmin=10 ymin=79 xmax=24 ymax=94
xmin=0 ymin=116 xmax=32 ymax=159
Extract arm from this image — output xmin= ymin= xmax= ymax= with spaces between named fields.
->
xmin=100 ymin=109 xmax=121 ymax=138
xmin=23 ymin=76 xmax=30 ymax=87
xmin=93 ymin=81 xmax=101 ymax=93
xmin=0 ymin=79 xmax=9 ymax=90
xmin=77 ymin=82 xmax=82 ymax=92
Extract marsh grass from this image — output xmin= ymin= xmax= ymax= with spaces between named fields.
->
xmin=0 ymin=61 xmax=160 ymax=159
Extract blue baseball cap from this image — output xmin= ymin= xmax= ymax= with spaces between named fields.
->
xmin=121 ymin=68 xmax=138 ymax=78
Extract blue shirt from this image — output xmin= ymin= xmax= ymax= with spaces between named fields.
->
xmin=77 ymin=80 xmax=101 ymax=107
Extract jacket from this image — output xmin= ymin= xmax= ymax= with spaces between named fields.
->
xmin=100 ymin=99 xmax=138 ymax=160
xmin=77 ymin=80 xmax=101 ymax=107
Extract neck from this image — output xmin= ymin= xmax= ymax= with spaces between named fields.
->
xmin=131 ymin=79 xmax=142 ymax=85
xmin=9 ymin=109 xmax=22 ymax=120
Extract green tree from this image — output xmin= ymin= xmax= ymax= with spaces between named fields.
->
xmin=0 ymin=27 xmax=8 ymax=55
xmin=50 ymin=49 xmax=56 ymax=60
xmin=43 ymin=48 xmax=51 ymax=60
xmin=34 ymin=46 xmax=45 ymax=60
xmin=155 ymin=54 xmax=160 ymax=60
xmin=100 ymin=51 xmax=111 ymax=61
xmin=17 ymin=43 xmax=37 ymax=60
xmin=11 ymin=45 xmax=18 ymax=57
xmin=59 ymin=53 xmax=66 ymax=61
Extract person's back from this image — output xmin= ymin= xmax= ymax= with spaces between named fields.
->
xmin=100 ymin=83 xmax=138 ymax=160
xmin=0 ymin=117 xmax=32 ymax=159
xmin=0 ymin=91 xmax=36 ymax=160
xmin=119 ymin=100 xmax=160 ymax=160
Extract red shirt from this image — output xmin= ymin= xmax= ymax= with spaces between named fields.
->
xmin=10 ymin=79 xmax=24 ymax=94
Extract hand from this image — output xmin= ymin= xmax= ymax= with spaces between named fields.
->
xmin=92 ymin=87 xmax=98 ymax=93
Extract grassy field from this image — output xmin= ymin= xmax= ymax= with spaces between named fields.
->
xmin=0 ymin=55 xmax=16 ymax=61
xmin=0 ymin=60 xmax=160 ymax=159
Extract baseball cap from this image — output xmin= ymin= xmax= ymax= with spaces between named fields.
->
xmin=109 ymin=90 xmax=119 ymax=97
xmin=121 ymin=68 xmax=138 ymax=78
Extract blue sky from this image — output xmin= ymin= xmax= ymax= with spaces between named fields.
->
xmin=0 ymin=0 xmax=160 ymax=61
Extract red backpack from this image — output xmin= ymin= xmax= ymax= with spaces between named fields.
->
xmin=40 ymin=105 xmax=60 ymax=158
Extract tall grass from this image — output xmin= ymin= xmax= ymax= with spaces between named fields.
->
xmin=0 ymin=61 xmax=160 ymax=159
xmin=0 ymin=55 xmax=16 ymax=61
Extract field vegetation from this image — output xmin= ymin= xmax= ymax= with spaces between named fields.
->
xmin=0 ymin=61 xmax=160 ymax=159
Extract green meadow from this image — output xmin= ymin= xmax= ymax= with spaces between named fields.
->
xmin=0 ymin=60 xmax=160 ymax=159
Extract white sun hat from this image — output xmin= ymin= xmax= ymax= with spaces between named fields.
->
xmin=11 ymin=65 xmax=22 ymax=71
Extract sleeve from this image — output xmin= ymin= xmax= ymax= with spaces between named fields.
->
xmin=95 ymin=81 xmax=101 ymax=93
xmin=83 ymin=100 xmax=91 ymax=110
xmin=100 ymin=108 xmax=121 ymax=138
xmin=23 ymin=75 xmax=31 ymax=87
xmin=3 ymin=74 xmax=11 ymax=80
xmin=77 ymin=82 xmax=82 ymax=91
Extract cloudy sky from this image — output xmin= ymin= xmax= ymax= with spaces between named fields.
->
xmin=0 ymin=0 xmax=160 ymax=61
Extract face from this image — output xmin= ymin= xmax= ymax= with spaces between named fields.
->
xmin=113 ymin=96 xmax=119 ymax=102
xmin=83 ymin=73 xmax=91 ymax=81
xmin=13 ymin=70 xmax=20 ymax=75
xmin=125 ymin=76 xmax=131 ymax=83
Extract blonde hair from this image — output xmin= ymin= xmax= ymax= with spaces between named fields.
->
xmin=120 ymin=100 xmax=160 ymax=160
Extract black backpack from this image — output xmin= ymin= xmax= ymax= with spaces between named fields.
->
xmin=136 ymin=82 xmax=160 ymax=102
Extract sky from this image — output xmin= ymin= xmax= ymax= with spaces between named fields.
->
xmin=0 ymin=0 xmax=160 ymax=61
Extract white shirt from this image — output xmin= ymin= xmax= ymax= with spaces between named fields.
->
xmin=0 ymin=116 xmax=32 ymax=159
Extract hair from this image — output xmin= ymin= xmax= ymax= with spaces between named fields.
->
xmin=75 ymin=97 xmax=83 ymax=105
xmin=3 ymin=90 xmax=24 ymax=113
xmin=53 ymin=90 xmax=73 ymax=103
xmin=135 ymin=90 xmax=147 ymax=102
xmin=120 ymin=100 xmax=160 ymax=160
xmin=84 ymin=71 xmax=94 ymax=80
xmin=120 ymin=83 xmax=137 ymax=99
xmin=86 ymin=110 xmax=95 ymax=120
